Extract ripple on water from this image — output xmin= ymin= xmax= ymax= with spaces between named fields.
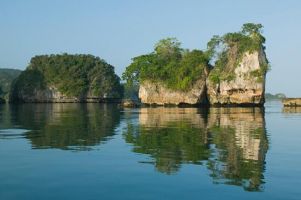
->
xmin=0 ymin=129 xmax=29 ymax=139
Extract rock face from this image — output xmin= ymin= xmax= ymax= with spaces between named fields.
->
xmin=139 ymin=49 xmax=268 ymax=106
xmin=282 ymin=98 xmax=301 ymax=107
xmin=139 ymin=77 xmax=208 ymax=105
xmin=13 ymin=86 xmax=73 ymax=103
xmin=11 ymin=86 xmax=121 ymax=103
xmin=207 ymin=49 xmax=268 ymax=106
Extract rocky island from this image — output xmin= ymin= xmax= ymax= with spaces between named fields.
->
xmin=123 ymin=23 xmax=270 ymax=106
xmin=282 ymin=98 xmax=301 ymax=107
xmin=9 ymin=54 xmax=123 ymax=103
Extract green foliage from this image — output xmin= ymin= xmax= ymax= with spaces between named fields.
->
xmin=242 ymin=23 xmax=263 ymax=35
xmin=123 ymin=38 xmax=209 ymax=91
xmin=154 ymin=37 xmax=182 ymax=59
xmin=0 ymin=86 xmax=3 ymax=96
xmin=250 ymin=63 xmax=271 ymax=82
xmin=207 ymin=23 xmax=268 ymax=84
xmin=0 ymin=68 xmax=21 ymax=99
xmin=11 ymin=69 xmax=46 ymax=97
xmin=123 ymin=23 xmax=269 ymax=90
xmin=123 ymin=83 xmax=139 ymax=100
xmin=206 ymin=35 xmax=222 ymax=58
xmin=11 ymin=54 xmax=123 ymax=101
xmin=265 ymin=93 xmax=286 ymax=100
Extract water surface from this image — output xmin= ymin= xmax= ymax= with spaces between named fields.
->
xmin=0 ymin=102 xmax=300 ymax=199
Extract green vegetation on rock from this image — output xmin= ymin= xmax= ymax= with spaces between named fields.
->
xmin=207 ymin=23 xmax=269 ymax=84
xmin=0 ymin=68 xmax=22 ymax=100
xmin=10 ymin=54 xmax=123 ymax=101
xmin=123 ymin=23 xmax=269 ymax=92
xmin=122 ymin=38 xmax=210 ymax=91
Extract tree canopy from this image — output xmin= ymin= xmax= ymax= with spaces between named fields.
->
xmin=0 ymin=68 xmax=21 ymax=99
xmin=122 ymin=38 xmax=210 ymax=91
xmin=10 ymin=54 xmax=123 ymax=100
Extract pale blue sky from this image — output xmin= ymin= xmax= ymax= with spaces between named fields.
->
xmin=1 ymin=0 xmax=300 ymax=96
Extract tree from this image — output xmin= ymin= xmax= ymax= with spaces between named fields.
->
xmin=241 ymin=23 xmax=263 ymax=36
xmin=154 ymin=37 xmax=182 ymax=59
xmin=122 ymin=37 xmax=209 ymax=91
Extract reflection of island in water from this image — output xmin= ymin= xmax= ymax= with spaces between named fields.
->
xmin=123 ymin=107 xmax=268 ymax=191
xmin=4 ymin=104 xmax=121 ymax=150
xmin=282 ymin=106 xmax=301 ymax=113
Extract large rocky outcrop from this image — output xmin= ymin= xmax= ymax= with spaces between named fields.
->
xmin=139 ymin=70 xmax=208 ymax=105
xmin=9 ymin=54 xmax=123 ymax=103
xmin=207 ymin=49 xmax=268 ymax=106
xmin=134 ymin=24 xmax=269 ymax=106
xmin=139 ymin=49 xmax=267 ymax=106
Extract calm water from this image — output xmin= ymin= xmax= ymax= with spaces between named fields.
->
xmin=0 ymin=102 xmax=301 ymax=200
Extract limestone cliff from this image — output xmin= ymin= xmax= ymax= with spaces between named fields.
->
xmin=139 ymin=75 xmax=208 ymax=105
xmin=207 ymin=49 xmax=268 ymax=106
xmin=11 ymin=85 xmax=121 ymax=103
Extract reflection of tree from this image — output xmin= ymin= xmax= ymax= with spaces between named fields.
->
xmin=124 ymin=108 xmax=210 ymax=174
xmin=124 ymin=121 xmax=210 ymax=174
xmin=123 ymin=107 xmax=268 ymax=191
xmin=0 ymin=105 xmax=14 ymax=129
xmin=8 ymin=104 xmax=121 ymax=150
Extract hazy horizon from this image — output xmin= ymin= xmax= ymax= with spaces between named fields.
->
xmin=1 ymin=0 xmax=300 ymax=96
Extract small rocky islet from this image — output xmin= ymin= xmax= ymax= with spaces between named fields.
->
xmin=1 ymin=23 xmax=296 ymax=106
